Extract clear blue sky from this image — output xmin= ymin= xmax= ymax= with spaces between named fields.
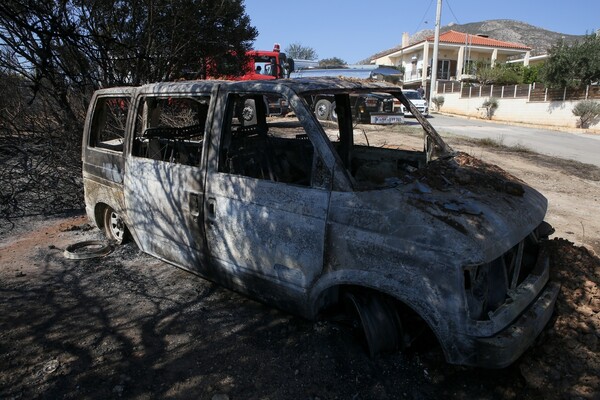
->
xmin=244 ymin=0 xmax=599 ymax=63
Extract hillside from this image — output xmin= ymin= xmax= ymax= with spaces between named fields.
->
xmin=443 ymin=19 xmax=584 ymax=52
xmin=361 ymin=19 xmax=587 ymax=64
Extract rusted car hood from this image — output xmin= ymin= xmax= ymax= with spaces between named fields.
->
xmin=329 ymin=153 xmax=547 ymax=265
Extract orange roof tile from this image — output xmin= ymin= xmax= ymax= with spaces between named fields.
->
xmin=426 ymin=30 xmax=531 ymax=50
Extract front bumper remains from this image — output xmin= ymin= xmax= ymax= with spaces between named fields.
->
xmin=471 ymin=281 xmax=560 ymax=368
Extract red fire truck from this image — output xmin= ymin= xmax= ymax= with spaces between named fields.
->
xmin=238 ymin=43 xmax=293 ymax=80
xmin=213 ymin=44 xmax=293 ymax=120
xmin=205 ymin=44 xmax=293 ymax=80
xmin=207 ymin=43 xmax=293 ymax=81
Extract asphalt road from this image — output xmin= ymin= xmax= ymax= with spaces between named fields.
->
xmin=422 ymin=114 xmax=600 ymax=167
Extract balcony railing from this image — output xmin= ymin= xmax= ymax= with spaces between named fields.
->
xmin=404 ymin=70 xmax=452 ymax=82
xmin=404 ymin=71 xmax=422 ymax=82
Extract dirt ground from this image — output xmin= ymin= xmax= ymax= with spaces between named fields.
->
xmin=1 ymin=123 xmax=599 ymax=400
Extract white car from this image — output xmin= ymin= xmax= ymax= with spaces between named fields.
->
xmin=396 ymin=89 xmax=429 ymax=117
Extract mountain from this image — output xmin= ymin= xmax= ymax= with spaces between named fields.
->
xmin=441 ymin=20 xmax=584 ymax=52
xmin=360 ymin=19 xmax=588 ymax=64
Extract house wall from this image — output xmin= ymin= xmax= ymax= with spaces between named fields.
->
xmin=377 ymin=54 xmax=394 ymax=66
xmin=439 ymin=91 xmax=600 ymax=129
xmin=495 ymin=54 xmax=512 ymax=63
xmin=463 ymin=49 xmax=493 ymax=63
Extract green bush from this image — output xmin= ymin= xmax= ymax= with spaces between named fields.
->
xmin=572 ymin=100 xmax=600 ymax=128
xmin=477 ymin=63 xmax=523 ymax=85
xmin=481 ymin=97 xmax=499 ymax=119
xmin=432 ymin=95 xmax=445 ymax=111
xmin=522 ymin=64 xmax=542 ymax=84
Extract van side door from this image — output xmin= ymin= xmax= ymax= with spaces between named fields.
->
xmin=82 ymin=90 xmax=134 ymax=229
xmin=123 ymin=91 xmax=213 ymax=271
xmin=83 ymin=90 xmax=134 ymax=186
xmin=203 ymin=88 xmax=332 ymax=304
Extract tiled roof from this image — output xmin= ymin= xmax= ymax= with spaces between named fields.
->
xmin=370 ymin=30 xmax=531 ymax=61
xmin=431 ymin=30 xmax=531 ymax=50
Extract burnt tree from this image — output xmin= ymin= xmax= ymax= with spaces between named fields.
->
xmin=0 ymin=0 xmax=257 ymax=223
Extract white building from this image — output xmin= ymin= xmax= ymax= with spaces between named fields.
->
xmin=371 ymin=30 xmax=532 ymax=91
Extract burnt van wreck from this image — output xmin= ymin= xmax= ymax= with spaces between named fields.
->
xmin=82 ymin=77 xmax=559 ymax=368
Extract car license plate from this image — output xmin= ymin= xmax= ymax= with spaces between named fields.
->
xmin=370 ymin=113 xmax=404 ymax=125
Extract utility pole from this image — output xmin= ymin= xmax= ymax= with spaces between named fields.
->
xmin=429 ymin=0 xmax=442 ymax=100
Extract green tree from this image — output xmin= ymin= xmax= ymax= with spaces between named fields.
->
xmin=522 ymin=64 xmax=542 ymax=84
xmin=319 ymin=57 xmax=346 ymax=68
xmin=541 ymin=34 xmax=600 ymax=88
xmin=284 ymin=42 xmax=318 ymax=60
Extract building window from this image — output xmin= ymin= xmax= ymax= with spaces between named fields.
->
xmin=438 ymin=60 xmax=451 ymax=80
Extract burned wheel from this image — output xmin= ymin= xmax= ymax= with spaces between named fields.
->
xmin=345 ymin=292 xmax=404 ymax=357
xmin=103 ymin=206 xmax=127 ymax=244
xmin=242 ymin=104 xmax=254 ymax=121
xmin=241 ymin=99 xmax=257 ymax=125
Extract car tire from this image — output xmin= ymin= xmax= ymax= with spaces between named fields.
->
xmin=315 ymin=99 xmax=332 ymax=121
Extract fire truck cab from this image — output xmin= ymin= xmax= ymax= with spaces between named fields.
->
xmin=241 ymin=43 xmax=293 ymax=80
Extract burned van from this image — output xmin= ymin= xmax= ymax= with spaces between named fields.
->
xmin=82 ymin=77 xmax=559 ymax=368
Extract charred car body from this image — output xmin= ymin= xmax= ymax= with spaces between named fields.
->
xmin=82 ymin=77 xmax=559 ymax=368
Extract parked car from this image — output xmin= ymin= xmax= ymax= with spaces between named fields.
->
xmin=396 ymin=89 xmax=429 ymax=116
xmin=82 ymin=77 xmax=558 ymax=368
xmin=291 ymin=67 xmax=404 ymax=124
xmin=308 ymin=92 xmax=403 ymax=124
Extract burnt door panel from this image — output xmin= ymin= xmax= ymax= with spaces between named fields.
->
xmin=125 ymin=160 xmax=206 ymax=269
xmin=204 ymin=174 xmax=328 ymax=290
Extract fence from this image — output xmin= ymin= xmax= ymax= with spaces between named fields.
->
xmin=437 ymin=81 xmax=600 ymax=102
xmin=528 ymin=85 xmax=600 ymax=102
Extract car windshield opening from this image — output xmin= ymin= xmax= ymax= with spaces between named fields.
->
xmin=303 ymin=88 xmax=453 ymax=190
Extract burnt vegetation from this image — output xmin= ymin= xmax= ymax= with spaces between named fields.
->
xmin=0 ymin=72 xmax=86 ymax=227
xmin=0 ymin=0 xmax=257 ymax=228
